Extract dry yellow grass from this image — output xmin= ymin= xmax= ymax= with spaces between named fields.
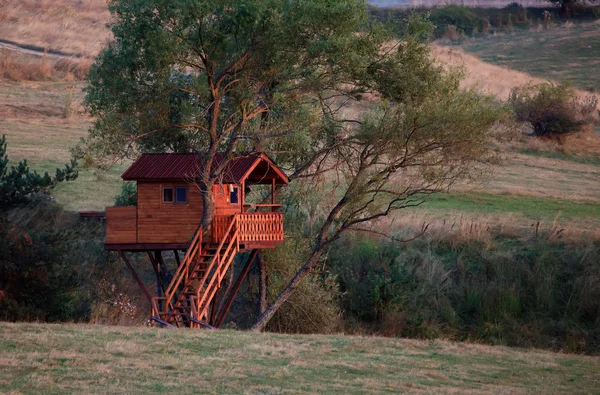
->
xmin=0 ymin=0 xmax=111 ymax=57
xmin=431 ymin=44 xmax=600 ymax=113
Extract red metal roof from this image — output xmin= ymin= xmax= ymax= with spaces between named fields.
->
xmin=121 ymin=153 xmax=288 ymax=184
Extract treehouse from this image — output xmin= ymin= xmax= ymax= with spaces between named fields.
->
xmin=104 ymin=152 xmax=288 ymax=328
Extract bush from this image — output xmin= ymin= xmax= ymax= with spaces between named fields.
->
xmin=114 ymin=182 xmax=137 ymax=206
xmin=509 ymin=83 xmax=598 ymax=137
xmin=262 ymin=238 xmax=342 ymax=334
xmin=0 ymin=200 xmax=110 ymax=322
xmin=429 ymin=5 xmax=485 ymax=39
xmin=328 ymin=233 xmax=600 ymax=353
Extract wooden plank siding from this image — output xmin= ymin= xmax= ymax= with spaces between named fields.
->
xmin=137 ymin=182 xmax=203 ymax=244
xmin=106 ymin=206 xmax=137 ymax=244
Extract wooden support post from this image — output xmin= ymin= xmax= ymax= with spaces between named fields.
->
xmin=214 ymin=249 xmax=259 ymax=328
xmin=209 ymin=299 xmax=218 ymax=326
xmin=118 ymin=251 xmax=152 ymax=303
xmin=241 ymin=181 xmax=246 ymax=212
xmin=271 ymin=178 xmax=276 ymax=212
xmin=155 ymin=251 xmax=173 ymax=284
xmin=173 ymin=250 xmax=181 ymax=267
xmin=147 ymin=251 xmax=168 ymax=295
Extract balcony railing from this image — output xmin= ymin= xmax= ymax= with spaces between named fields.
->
xmin=212 ymin=212 xmax=284 ymax=244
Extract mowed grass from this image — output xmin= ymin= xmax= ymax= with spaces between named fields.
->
xmin=424 ymin=192 xmax=600 ymax=220
xmin=0 ymin=323 xmax=599 ymax=394
xmin=461 ymin=22 xmax=600 ymax=92
xmin=0 ymin=79 xmax=126 ymax=211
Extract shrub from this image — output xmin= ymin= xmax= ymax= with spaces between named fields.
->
xmin=0 ymin=200 xmax=110 ymax=322
xmin=328 ymin=233 xmax=600 ymax=353
xmin=262 ymin=238 xmax=342 ymax=334
xmin=509 ymin=83 xmax=598 ymax=137
xmin=114 ymin=182 xmax=137 ymax=206
xmin=429 ymin=5 xmax=484 ymax=39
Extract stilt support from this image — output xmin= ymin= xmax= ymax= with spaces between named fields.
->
xmin=118 ymin=251 xmax=152 ymax=303
xmin=214 ymin=249 xmax=259 ymax=328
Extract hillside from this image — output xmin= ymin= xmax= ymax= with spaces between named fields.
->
xmin=1 ymin=0 xmax=599 ymax=232
xmin=1 ymin=322 xmax=599 ymax=393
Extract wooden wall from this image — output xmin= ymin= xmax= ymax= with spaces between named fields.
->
xmin=106 ymin=206 xmax=137 ymax=244
xmin=137 ymin=182 xmax=203 ymax=243
xmin=135 ymin=182 xmax=241 ymax=244
xmin=213 ymin=183 xmax=242 ymax=216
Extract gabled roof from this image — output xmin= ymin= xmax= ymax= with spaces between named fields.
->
xmin=121 ymin=153 xmax=289 ymax=184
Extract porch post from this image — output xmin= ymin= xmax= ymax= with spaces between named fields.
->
xmin=241 ymin=181 xmax=246 ymax=212
xmin=271 ymin=178 xmax=276 ymax=212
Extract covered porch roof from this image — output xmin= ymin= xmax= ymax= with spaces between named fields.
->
xmin=121 ymin=152 xmax=289 ymax=185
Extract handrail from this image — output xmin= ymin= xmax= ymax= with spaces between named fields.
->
xmin=194 ymin=216 xmax=239 ymax=317
xmin=163 ymin=226 xmax=202 ymax=310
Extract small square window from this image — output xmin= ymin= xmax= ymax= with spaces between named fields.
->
xmin=175 ymin=186 xmax=188 ymax=204
xmin=163 ymin=187 xmax=173 ymax=203
xmin=230 ymin=187 xmax=239 ymax=204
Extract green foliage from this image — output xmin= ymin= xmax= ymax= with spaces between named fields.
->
xmin=546 ymin=0 xmax=600 ymax=17
xmin=0 ymin=135 xmax=78 ymax=207
xmin=0 ymin=200 xmax=112 ymax=322
xmin=509 ymin=83 xmax=598 ymax=137
xmin=114 ymin=182 xmax=137 ymax=206
xmin=328 ymin=234 xmax=600 ymax=353
xmin=262 ymin=237 xmax=342 ymax=334
xmin=429 ymin=5 xmax=484 ymax=38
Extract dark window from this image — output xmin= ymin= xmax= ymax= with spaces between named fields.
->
xmin=175 ymin=186 xmax=188 ymax=204
xmin=163 ymin=187 xmax=173 ymax=203
xmin=230 ymin=186 xmax=239 ymax=204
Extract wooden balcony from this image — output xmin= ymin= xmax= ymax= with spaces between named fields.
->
xmin=211 ymin=212 xmax=284 ymax=247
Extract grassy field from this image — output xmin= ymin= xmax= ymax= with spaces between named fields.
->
xmin=0 ymin=79 xmax=126 ymax=210
xmin=0 ymin=322 xmax=599 ymax=394
xmin=461 ymin=22 xmax=600 ymax=92
xmin=0 ymin=1 xmax=599 ymax=230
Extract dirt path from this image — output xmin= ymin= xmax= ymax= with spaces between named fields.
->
xmin=0 ymin=39 xmax=82 ymax=60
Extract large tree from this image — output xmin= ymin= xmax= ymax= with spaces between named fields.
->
xmin=83 ymin=0 xmax=511 ymax=330
xmin=546 ymin=0 xmax=599 ymax=17
xmin=83 ymin=0 xmax=396 ymax=227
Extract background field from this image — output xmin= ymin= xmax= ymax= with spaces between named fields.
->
xmin=0 ymin=1 xmax=599 ymax=223
xmin=1 ymin=322 xmax=599 ymax=393
xmin=461 ymin=22 xmax=600 ymax=93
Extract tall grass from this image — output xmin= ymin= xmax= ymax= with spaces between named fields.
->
xmin=0 ymin=50 xmax=91 ymax=81
xmin=328 ymin=227 xmax=600 ymax=354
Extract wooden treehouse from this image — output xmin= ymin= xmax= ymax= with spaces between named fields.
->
xmin=104 ymin=153 xmax=288 ymax=328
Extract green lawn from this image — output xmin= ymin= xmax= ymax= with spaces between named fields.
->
xmin=0 ymin=80 xmax=127 ymax=211
xmin=0 ymin=322 xmax=598 ymax=394
xmin=423 ymin=192 xmax=600 ymax=220
xmin=461 ymin=22 xmax=600 ymax=91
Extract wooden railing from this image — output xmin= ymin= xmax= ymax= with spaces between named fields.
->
xmin=160 ymin=225 xmax=203 ymax=313
xmin=152 ymin=211 xmax=284 ymax=327
xmin=238 ymin=212 xmax=284 ymax=242
xmin=193 ymin=216 xmax=240 ymax=321
xmin=212 ymin=213 xmax=283 ymax=244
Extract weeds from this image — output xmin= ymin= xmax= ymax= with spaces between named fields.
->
xmin=0 ymin=50 xmax=91 ymax=82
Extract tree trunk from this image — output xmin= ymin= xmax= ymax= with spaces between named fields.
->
xmin=257 ymin=251 xmax=267 ymax=315
xmin=562 ymin=0 xmax=574 ymax=19
xmin=199 ymin=178 xmax=215 ymax=229
xmin=250 ymin=248 xmax=324 ymax=332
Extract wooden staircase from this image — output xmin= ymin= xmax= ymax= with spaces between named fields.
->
xmin=151 ymin=215 xmax=240 ymax=328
